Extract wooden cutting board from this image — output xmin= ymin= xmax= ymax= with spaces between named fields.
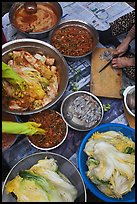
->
xmin=90 ymin=47 xmax=122 ymax=98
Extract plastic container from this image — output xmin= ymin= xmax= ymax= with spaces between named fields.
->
xmin=78 ymin=123 xmax=135 ymax=202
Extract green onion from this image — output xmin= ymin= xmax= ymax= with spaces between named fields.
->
xmin=103 ymin=103 xmax=111 ymax=112
xmin=2 ymin=121 xmax=46 ymax=136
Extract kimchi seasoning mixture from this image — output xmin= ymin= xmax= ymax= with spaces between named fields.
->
xmin=13 ymin=4 xmax=58 ymax=32
xmin=28 ymin=110 xmax=67 ymax=148
xmin=51 ymin=25 xmax=94 ymax=56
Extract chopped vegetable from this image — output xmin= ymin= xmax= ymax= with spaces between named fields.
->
xmin=103 ymin=103 xmax=111 ymax=112
xmin=72 ymin=82 xmax=78 ymax=91
xmin=71 ymin=69 xmax=81 ymax=92
xmin=2 ymin=121 xmax=46 ymax=136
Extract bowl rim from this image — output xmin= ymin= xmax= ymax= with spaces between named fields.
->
xmin=2 ymin=151 xmax=87 ymax=202
xmin=27 ymin=110 xmax=69 ymax=151
xmin=123 ymin=85 xmax=135 ymax=117
xmin=8 ymin=2 xmax=63 ymax=35
xmin=60 ymin=91 xmax=104 ymax=131
xmin=2 ymin=38 xmax=69 ymax=115
xmin=78 ymin=123 xmax=135 ymax=202
xmin=49 ymin=19 xmax=99 ymax=59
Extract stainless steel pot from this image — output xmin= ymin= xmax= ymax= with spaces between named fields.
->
xmin=2 ymin=38 xmax=69 ymax=115
xmin=9 ymin=2 xmax=63 ymax=39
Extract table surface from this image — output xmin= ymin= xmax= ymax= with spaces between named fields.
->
xmin=2 ymin=2 xmax=135 ymax=202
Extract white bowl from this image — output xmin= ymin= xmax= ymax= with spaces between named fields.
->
xmin=123 ymin=86 xmax=135 ymax=117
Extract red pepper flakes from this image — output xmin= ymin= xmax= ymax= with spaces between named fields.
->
xmin=51 ymin=25 xmax=94 ymax=56
xmin=28 ymin=110 xmax=67 ymax=148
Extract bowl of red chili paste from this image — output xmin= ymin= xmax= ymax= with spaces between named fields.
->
xmin=27 ymin=109 xmax=68 ymax=150
xmin=49 ymin=19 xmax=99 ymax=59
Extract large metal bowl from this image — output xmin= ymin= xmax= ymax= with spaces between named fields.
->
xmin=49 ymin=19 xmax=99 ymax=60
xmin=9 ymin=2 xmax=63 ymax=39
xmin=2 ymin=38 xmax=69 ymax=115
xmin=2 ymin=152 xmax=87 ymax=202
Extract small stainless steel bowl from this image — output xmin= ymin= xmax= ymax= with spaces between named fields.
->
xmin=49 ymin=19 xmax=99 ymax=60
xmin=60 ymin=91 xmax=104 ymax=131
xmin=2 ymin=38 xmax=69 ymax=115
xmin=123 ymin=86 xmax=135 ymax=117
xmin=9 ymin=2 xmax=63 ymax=39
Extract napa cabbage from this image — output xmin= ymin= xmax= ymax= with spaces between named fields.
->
xmin=5 ymin=157 xmax=78 ymax=202
xmin=84 ymin=131 xmax=135 ymax=199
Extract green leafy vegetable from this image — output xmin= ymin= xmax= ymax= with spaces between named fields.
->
xmin=124 ymin=147 xmax=134 ymax=154
xmin=19 ymin=170 xmax=53 ymax=192
xmin=72 ymin=82 xmax=78 ymax=91
xmin=71 ymin=69 xmax=81 ymax=92
xmin=87 ymin=157 xmax=100 ymax=165
xmin=2 ymin=62 xmax=27 ymax=91
xmin=2 ymin=121 xmax=46 ymax=136
xmin=103 ymin=103 xmax=111 ymax=112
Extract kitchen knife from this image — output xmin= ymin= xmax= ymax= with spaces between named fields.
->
xmin=98 ymin=54 xmax=118 ymax=73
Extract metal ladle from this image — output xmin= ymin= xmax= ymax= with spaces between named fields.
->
xmin=24 ymin=2 xmax=37 ymax=14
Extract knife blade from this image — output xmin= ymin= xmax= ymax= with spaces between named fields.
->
xmin=98 ymin=54 xmax=118 ymax=73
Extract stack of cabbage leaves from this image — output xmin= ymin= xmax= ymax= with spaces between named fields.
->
xmin=2 ymin=50 xmax=59 ymax=111
xmin=84 ymin=131 xmax=135 ymax=199
xmin=5 ymin=157 xmax=78 ymax=202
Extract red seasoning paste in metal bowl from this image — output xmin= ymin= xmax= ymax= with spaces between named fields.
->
xmin=13 ymin=4 xmax=58 ymax=32
xmin=28 ymin=110 xmax=68 ymax=149
xmin=51 ymin=25 xmax=94 ymax=56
